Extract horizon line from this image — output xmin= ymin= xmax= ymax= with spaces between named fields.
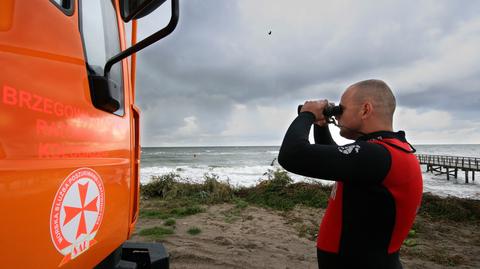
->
xmin=142 ymin=143 xmax=480 ymax=148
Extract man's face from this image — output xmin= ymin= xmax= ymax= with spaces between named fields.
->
xmin=336 ymin=87 xmax=362 ymax=139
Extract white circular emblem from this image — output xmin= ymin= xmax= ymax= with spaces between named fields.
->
xmin=50 ymin=168 xmax=105 ymax=263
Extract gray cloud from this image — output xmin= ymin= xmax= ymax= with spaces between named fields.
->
xmin=132 ymin=0 xmax=480 ymax=146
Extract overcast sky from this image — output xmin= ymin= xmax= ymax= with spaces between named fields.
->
xmin=131 ymin=0 xmax=480 ymax=146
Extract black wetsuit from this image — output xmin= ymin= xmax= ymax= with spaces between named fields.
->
xmin=278 ymin=112 xmax=423 ymax=269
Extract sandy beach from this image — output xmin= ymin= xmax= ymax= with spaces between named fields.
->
xmin=131 ymin=202 xmax=480 ymax=269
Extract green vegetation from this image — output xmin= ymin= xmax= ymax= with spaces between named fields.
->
xmin=139 ymin=205 xmax=205 ymax=220
xmin=141 ymin=172 xmax=234 ymax=203
xmin=236 ymin=169 xmax=332 ymax=211
xmin=139 ymin=209 xmax=169 ymax=219
xmin=164 ymin=218 xmax=176 ymax=226
xmin=137 ymin=169 xmax=480 ymax=267
xmin=187 ymin=227 xmax=202 ymax=235
xmin=140 ymin=169 xmax=480 ymax=224
xmin=233 ymin=198 xmax=248 ymax=209
xmin=138 ymin=226 xmax=174 ymax=239
xmin=419 ymin=193 xmax=480 ymax=222
xmin=140 ymin=169 xmax=332 ymax=213
xmin=403 ymin=238 xmax=417 ymax=247
xmin=170 ymin=205 xmax=204 ymax=217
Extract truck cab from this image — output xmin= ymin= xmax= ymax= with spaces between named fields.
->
xmin=0 ymin=0 xmax=177 ymax=267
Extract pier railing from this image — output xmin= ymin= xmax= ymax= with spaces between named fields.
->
xmin=416 ymin=154 xmax=480 ymax=171
xmin=416 ymin=154 xmax=479 ymax=183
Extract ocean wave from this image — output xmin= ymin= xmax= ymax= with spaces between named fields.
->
xmin=141 ymin=151 xmax=278 ymax=157
xmin=140 ymin=165 xmax=330 ymax=187
xmin=140 ymin=165 xmax=480 ymax=199
xmin=421 ymin=171 xmax=480 ymax=200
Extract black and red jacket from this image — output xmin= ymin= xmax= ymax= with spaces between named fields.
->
xmin=278 ymin=112 xmax=423 ymax=269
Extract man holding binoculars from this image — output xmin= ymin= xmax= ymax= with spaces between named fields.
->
xmin=278 ymin=79 xmax=423 ymax=269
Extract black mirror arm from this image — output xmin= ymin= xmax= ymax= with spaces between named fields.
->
xmin=104 ymin=0 xmax=179 ymax=77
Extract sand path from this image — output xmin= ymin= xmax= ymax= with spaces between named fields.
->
xmin=131 ymin=204 xmax=480 ymax=269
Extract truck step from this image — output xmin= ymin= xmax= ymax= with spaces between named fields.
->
xmin=120 ymin=241 xmax=169 ymax=269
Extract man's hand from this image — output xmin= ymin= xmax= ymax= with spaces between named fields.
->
xmin=300 ymin=100 xmax=328 ymax=126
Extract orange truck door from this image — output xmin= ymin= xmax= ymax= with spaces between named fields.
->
xmin=0 ymin=0 xmax=133 ymax=267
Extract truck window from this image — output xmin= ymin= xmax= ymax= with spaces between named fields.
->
xmin=80 ymin=0 xmax=124 ymax=116
xmin=50 ymin=0 xmax=74 ymax=16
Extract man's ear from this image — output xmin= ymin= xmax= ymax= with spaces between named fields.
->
xmin=361 ymin=102 xmax=373 ymax=119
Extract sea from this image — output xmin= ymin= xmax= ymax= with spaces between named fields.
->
xmin=140 ymin=144 xmax=480 ymax=200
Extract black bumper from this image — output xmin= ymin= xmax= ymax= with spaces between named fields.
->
xmin=120 ymin=241 xmax=169 ymax=269
xmin=95 ymin=241 xmax=169 ymax=269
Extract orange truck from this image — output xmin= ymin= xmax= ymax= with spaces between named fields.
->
xmin=0 ymin=0 xmax=178 ymax=268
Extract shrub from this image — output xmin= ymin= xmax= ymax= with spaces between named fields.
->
xmin=140 ymin=172 xmax=181 ymax=199
xmin=138 ymin=226 xmax=174 ymax=239
xmin=140 ymin=172 xmax=235 ymax=204
xmin=235 ymin=168 xmax=331 ymax=211
xmin=164 ymin=218 xmax=176 ymax=226
xmin=202 ymin=173 xmax=235 ymax=203
xmin=419 ymin=193 xmax=480 ymax=222
xmin=170 ymin=205 xmax=205 ymax=217
xmin=187 ymin=227 xmax=201 ymax=235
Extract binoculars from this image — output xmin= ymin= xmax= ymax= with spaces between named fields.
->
xmin=297 ymin=103 xmax=343 ymax=118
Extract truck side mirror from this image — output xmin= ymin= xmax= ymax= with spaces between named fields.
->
xmin=120 ymin=0 xmax=167 ymax=22
xmin=90 ymin=0 xmax=178 ymax=113
xmin=103 ymin=0 xmax=179 ymax=77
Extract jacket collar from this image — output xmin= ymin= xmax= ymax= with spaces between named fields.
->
xmin=358 ymin=130 xmax=416 ymax=153
xmin=357 ymin=130 xmax=407 ymax=142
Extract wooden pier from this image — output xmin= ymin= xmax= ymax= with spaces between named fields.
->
xmin=416 ymin=154 xmax=480 ymax=183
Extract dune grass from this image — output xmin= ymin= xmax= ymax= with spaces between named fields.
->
xmin=140 ymin=169 xmax=332 ymax=213
xmin=236 ymin=169 xmax=331 ymax=211
xmin=137 ymin=169 xmax=480 ymax=267
xmin=140 ymin=169 xmax=480 ymax=223
xmin=419 ymin=192 xmax=480 ymax=222
xmin=139 ymin=204 xmax=205 ymax=220
xmin=187 ymin=227 xmax=202 ymax=235
xmin=138 ymin=226 xmax=174 ymax=239
xmin=164 ymin=218 xmax=176 ymax=226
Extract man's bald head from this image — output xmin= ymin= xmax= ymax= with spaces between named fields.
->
xmin=348 ymin=79 xmax=396 ymax=122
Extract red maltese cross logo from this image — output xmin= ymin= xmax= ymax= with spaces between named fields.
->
xmin=50 ymin=168 xmax=105 ymax=266
xmin=63 ymin=182 xmax=99 ymax=239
